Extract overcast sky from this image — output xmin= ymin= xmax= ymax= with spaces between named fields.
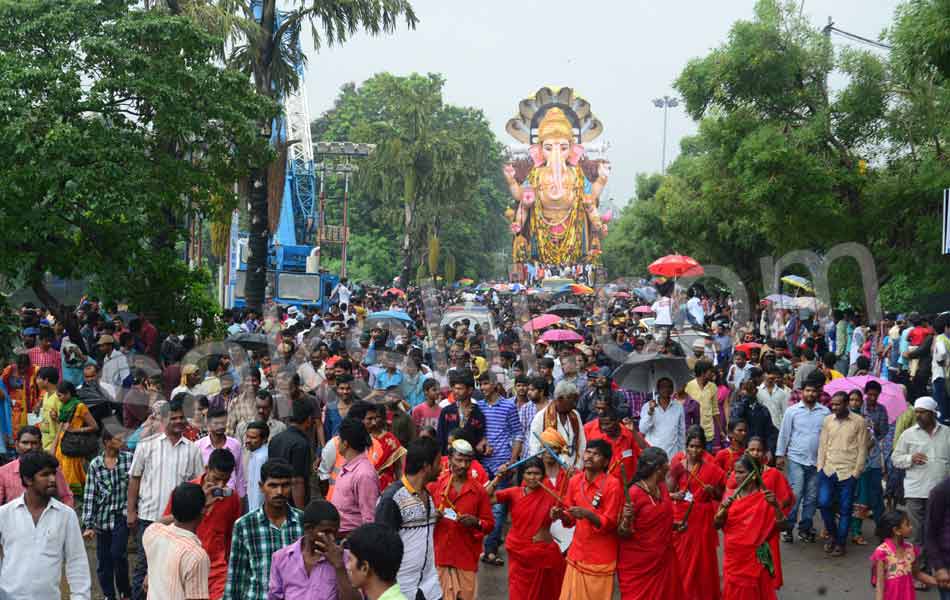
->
xmin=302 ymin=0 xmax=901 ymax=207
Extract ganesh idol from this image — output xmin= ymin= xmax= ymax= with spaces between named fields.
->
xmin=502 ymin=86 xmax=612 ymax=267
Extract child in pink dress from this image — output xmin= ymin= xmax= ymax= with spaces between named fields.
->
xmin=871 ymin=510 xmax=937 ymax=600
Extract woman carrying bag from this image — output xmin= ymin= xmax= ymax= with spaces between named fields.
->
xmin=52 ymin=380 xmax=99 ymax=495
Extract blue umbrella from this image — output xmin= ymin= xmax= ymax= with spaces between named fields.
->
xmin=366 ymin=311 xmax=414 ymax=328
xmin=633 ymin=287 xmax=658 ymax=302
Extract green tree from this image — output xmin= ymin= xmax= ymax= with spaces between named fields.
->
xmin=605 ymin=0 xmax=950 ymax=309
xmin=312 ymin=73 xmax=509 ymax=284
xmin=0 ymin=0 xmax=274 ymax=332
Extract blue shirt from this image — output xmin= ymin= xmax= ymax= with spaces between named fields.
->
xmin=776 ymin=401 xmax=831 ymax=466
xmin=246 ymin=445 xmax=269 ymax=512
xmin=374 ymin=369 xmax=404 ymax=391
xmin=899 ymin=327 xmax=912 ymax=369
xmin=477 ymin=397 xmax=524 ymax=475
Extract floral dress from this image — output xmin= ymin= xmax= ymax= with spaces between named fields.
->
xmin=870 ymin=539 xmax=919 ymax=600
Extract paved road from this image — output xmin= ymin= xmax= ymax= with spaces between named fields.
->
xmin=78 ymin=521 xmax=875 ymax=599
xmin=476 ymin=522 xmax=876 ymax=599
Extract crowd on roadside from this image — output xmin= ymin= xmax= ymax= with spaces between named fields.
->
xmin=0 ymin=278 xmax=949 ymax=600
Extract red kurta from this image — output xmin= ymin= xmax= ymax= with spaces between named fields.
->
xmin=544 ymin=469 xmax=570 ymax=498
xmin=584 ymin=423 xmax=640 ymax=483
xmin=428 ymin=472 xmax=495 ymax=572
xmin=439 ymin=455 xmax=488 ymax=485
xmin=560 ymin=471 xmax=623 ymax=568
xmin=496 ymin=486 xmax=566 ymax=600
xmin=618 ymin=483 xmax=683 ymax=600
xmin=669 ymin=452 xmax=725 ymax=600
xmin=369 ymin=430 xmax=406 ymax=492
xmin=721 ymin=490 xmax=778 ymax=600
xmin=726 ymin=467 xmax=795 ymax=589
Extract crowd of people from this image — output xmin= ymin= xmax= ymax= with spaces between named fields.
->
xmin=0 ymin=279 xmax=949 ymax=600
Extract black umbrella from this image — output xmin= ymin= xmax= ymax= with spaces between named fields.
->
xmin=227 ymin=332 xmax=273 ymax=352
xmin=612 ymin=352 xmax=692 ymax=393
xmin=112 ymin=311 xmax=138 ymax=324
xmin=548 ymin=303 xmax=583 ymax=317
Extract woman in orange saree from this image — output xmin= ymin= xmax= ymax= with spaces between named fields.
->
xmin=669 ymin=426 xmax=725 ymax=600
xmin=715 ymin=454 xmax=788 ymax=600
xmin=617 ymin=446 xmax=683 ymax=600
xmin=2 ymin=355 xmax=38 ymax=440
xmin=490 ymin=459 xmax=565 ymax=600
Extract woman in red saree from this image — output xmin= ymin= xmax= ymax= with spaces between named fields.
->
xmin=617 ymin=447 xmax=683 ymax=600
xmin=489 ymin=458 xmax=565 ymax=600
xmin=715 ymin=454 xmax=788 ymax=600
xmin=364 ymin=404 xmax=406 ymax=491
xmin=669 ymin=426 xmax=725 ymax=600
xmin=715 ymin=419 xmax=748 ymax=479
xmin=738 ymin=437 xmax=795 ymax=589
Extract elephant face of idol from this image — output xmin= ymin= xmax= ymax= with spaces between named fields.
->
xmin=539 ymin=136 xmax=570 ymax=200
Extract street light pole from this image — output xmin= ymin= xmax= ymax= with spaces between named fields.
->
xmin=652 ymin=95 xmax=680 ymax=173
xmin=313 ymin=141 xmax=375 ymax=278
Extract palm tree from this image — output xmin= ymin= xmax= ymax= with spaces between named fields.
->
xmin=152 ymin=0 xmax=418 ymax=311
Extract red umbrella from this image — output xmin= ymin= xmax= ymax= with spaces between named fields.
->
xmin=735 ymin=342 xmax=763 ymax=355
xmin=648 ymin=254 xmax=704 ymax=278
xmin=384 ymin=287 xmax=406 ymax=297
xmin=538 ymin=329 xmax=584 ymax=343
xmin=612 ymin=291 xmax=631 ymax=298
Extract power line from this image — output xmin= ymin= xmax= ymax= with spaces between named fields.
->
xmin=823 ymin=21 xmax=892 ymax=51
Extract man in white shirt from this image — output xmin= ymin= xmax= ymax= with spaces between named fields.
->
xmin=892 ymin=397 xmax=950 ymax=561
xmin=128 ymin=398 xmax=205 ymax=600
xmin=932 ymin=314 xmax=950 ymax=425
xmin=297 ymin=348 xmax=326 ymax=393
xmin=99 ymin=334 xmax=130 ymax=388
xmin=527 ymin=381 xmax=586 ymax=469
xmin=331 ymin=278 xmax=352 ymax=307
xmin=651 ymin=296 xmax=673 ymax=341
xmin=758 ymin=367 xmax=790 ymax=429
xmin=0 ymin=450 xmax=91 ymax=600
xmin=686 ymin=295 xmax=705 ymax=329
xmin=638 ymin=377 xmax=685 ymax=457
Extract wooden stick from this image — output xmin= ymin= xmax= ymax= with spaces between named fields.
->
xmin=537 ymin=482 xmax=566 ymax=505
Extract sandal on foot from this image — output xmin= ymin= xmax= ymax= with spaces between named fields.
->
xmin=851 ymin=536 xmax=868 ymax=545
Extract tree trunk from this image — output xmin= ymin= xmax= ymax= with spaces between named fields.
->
xmin=245 ymin=166 xmax=269 ymax=312
xmin=245 ymin=1 xmax=277 ymax=312
xmin=31 ymin=278 xmax=63 ymax=319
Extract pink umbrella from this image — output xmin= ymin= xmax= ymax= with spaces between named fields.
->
xmin=823 ymin=375 xmax=907 ymax=423
xmin=612 ymin=291 xmax=631 ymax=298
xmin=538 ymin=329 xmax=584 ymax=343
xmin=523 ymin=314 xmax=562 ymax=332
xmin=632 ymin=305 xmax=654 ymax=314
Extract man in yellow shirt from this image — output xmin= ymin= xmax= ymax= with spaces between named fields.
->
xmin=684 ymin=360 xmax=720 ymax=450
xmin=34 ymin=366 xmax=61 ymax=451
xmin=820 ymin=352 xmax=845 ymax=382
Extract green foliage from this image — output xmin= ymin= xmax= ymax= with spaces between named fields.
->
xmin=0 ymin=0 xmax=274 ymax=327
xmin=0 ymin=297 xmax=20 ymax=362
xmin=604 ymin=0 xmax=950 ymax=311
xmin=312 ymin=73 xmax=509 ymax=284
xmin=889 ymin=0 xmax=950 ymax=79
